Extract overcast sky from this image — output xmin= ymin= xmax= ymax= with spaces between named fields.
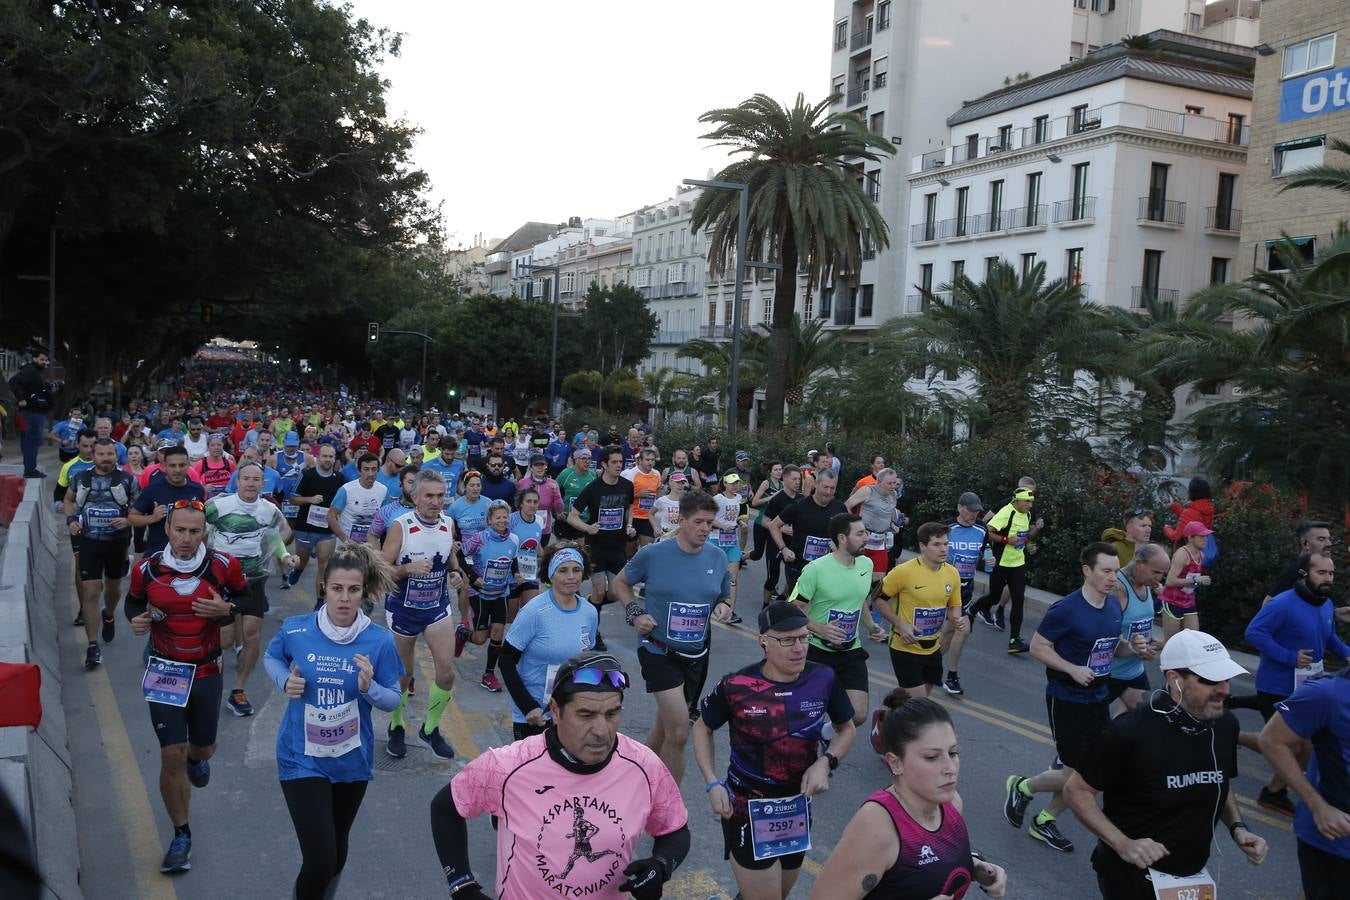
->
xmin=346 ymin=0 xmax=829 ymax=248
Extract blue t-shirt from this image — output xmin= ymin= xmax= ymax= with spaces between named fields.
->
xmin=623 ymin=539 xmax=731 ymax=655
xmin=423 ymin=456 xmax=465 ymax=496
xmin=375 ymin=469 xmax=401 ymax=498
xmin=508 ymin=511 xmax=545 ymax=584
xmin=1246 ymin=587 xmax=1350 ymax=698
xmin=1111 ymin=571 xmax=1155 ymax=681
xmin=545 ymin=438 xmax=571 ymax=469
xmin=131 ymin=478 xmax=207 ymax=558
xmin=225 ymin=465 xmax=281 ymax=497
xmin=448 ymin=495 xmax=491 ymax=539
xmin=1276 ymin=671 xmax=1350 ymax=860
xmin=945 ymin=520 xmax=988 ymax=586
xmin=340 ymin=461 xmax=359 ymax=482
xmin=266 ymin=613 xmax=404 ymax=783
xmin=464 ymin=430 xmax=488 ymax=462
xmin=503 ymin=591 xmax=598 ymax=723
xmin=462 ymin=528 xmax=519 ymax=599
xmin=1036 ymin=589 xmax=1122 ymax=703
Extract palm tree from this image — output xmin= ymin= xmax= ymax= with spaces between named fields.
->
xmin=640 ymin=366 xmax=694 ymax=427
xmin=690 ymin=93 xmax=895 ymax=427
xmin=675 ymin=338 xmax=766 ymax=428
xmin=883 ymin=260 xmax=1123 ymax=427
xmin=1280 ymin=138 xmax=1350 ymax=195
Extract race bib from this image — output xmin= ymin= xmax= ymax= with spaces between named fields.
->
xmin=638 ymin=495 xmax=655 ymax=511
xmin=913 ymin=606 xmax=946 ymax=638
xmin=405 ymin=573 xmax=445 ymax=609
xmin=666 ymin=602 xmax=711 ymax=644
xmin=348 ymin=521 xmax=370 ymax=543
xmin=598 ymin=507 xmax=623 ymax=531
xmin=142 ymin=657 xmax=195 ymax=707
xmin=1295 ymin=661 xmax=1324 ymax=690
xmin=1012 ymin=530 xmax=1029 ymax=549
xmin=803 ymin=535 xmax=830 ymax=561
xmin=518 ymin=554 xmax=539 ymax=582
xmin=306 ymin=504 xmax=329 ymax=528
xmin=84 ymin=506 xmax=119 ymax=537
xmin=952 ymin=556 xmax=977 ymax=579
xmin=281 ymin=501 xmax=300 ymax=519
xmin=1127 ymin=618 xmax=1154 ymax=640
xmin=482 ymin=558 xmax=512 ymax=594
xmin=865 ymin=531 xmax=886 ymax=551
xmin=544 ymin=664 xmax=560 ymax=701
xmin=1148 ymin=866 xmax=1215 ymax=900
xmin=1088 ymin=636 xmax=1119 ymax=678
xmin=748 ymin=795 xmax=812 ymax=861
xmin=716 ymin=527 xmax=738 ymax=547
xmin=826 ymin=609 xmax=861 ymax=645
xmin=304 ymin=700 xmax=361 ymax=758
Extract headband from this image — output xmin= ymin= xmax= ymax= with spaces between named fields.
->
xmin=547 ymin=548 xmax=584 ymax=580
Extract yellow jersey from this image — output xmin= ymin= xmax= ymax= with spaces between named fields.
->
xmin=880 ymin=557 xmax=963 ymax=655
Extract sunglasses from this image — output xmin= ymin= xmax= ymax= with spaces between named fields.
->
xmin=171 ymin=499 xmax=205 ymax=512
xmin=566 ymin=665 xmax=630 ymax=690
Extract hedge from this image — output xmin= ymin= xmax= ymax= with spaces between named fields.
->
xmin=561 ymin=413 xmax=1337 ymax=651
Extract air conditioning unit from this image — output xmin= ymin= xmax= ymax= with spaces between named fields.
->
xmin=890 ymin=136 xmax=902 ymax=144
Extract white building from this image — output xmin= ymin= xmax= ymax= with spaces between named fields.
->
xmin=826 ymin=0 xmax=1260 ymax=330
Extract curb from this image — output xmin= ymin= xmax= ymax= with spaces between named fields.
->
xmin=0 ymin=474 xmax=83 ymax=900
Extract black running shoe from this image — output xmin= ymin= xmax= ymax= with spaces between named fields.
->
xmin=72 ymin=610 xmax=85 ymax=627
xmin=386 ymin=724 xmax=407 ymax=758
xmin=728 ymin=612 xmax=743 ymax=624
xmin=160 ymin=833 xmax=192 ymax=873
xmin=994 ymin=606 xmax=1007 ymax=631
xmin=1007 ymin=637 xmax=1030 ymax=654
xmin=101 ymin=611 xmax=116 ymax=643
xmin=185 ymin=757 xmax=211 ymax=788
xmin=1029 ymin=814 xmax=1074 ymax=852
xmin=975 ymin=609 xmax=997 ymax=629
xmin=419 ymin=726 xmax=456 ymax=760
xmin=1258 ymin=786 xmax=1295 ymax=817
xmin=84 ymin=643 xmax=102 ymax=670
xmin=1004 ymin=775 xmax=1032 ymax=829
xmin=943 ymin=673 xmax=964 ymax=696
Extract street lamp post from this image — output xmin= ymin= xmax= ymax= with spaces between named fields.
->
xmin=681 ymin=180 xmax=781 ymax=431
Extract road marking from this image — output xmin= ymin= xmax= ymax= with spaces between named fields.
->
xmin=1234 ymin=796 xmax=1291 ymax=830
xmin=85 ymin=661 xmax=179 ymax=900
xmin=417 ymin=648 xmax=482 ymax=760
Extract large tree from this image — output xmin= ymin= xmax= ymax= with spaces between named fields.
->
xmin=689 ymin=93 xmax=894 ymax=427
xmin=576 ymin=282 xmax=658 ymax=374
xmin=0 ymin=1 xmax=436 ymax=395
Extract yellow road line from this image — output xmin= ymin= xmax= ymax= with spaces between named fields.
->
xmin=86 ymin=661 xmax=179 ymax=900
xmin=417 ymin=649 xmax=482 ymax=760
xmin=1234 ymin=796 xmax=1292 ymax=831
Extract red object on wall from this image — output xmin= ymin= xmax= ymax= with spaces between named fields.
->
xmin=0 ymin=474 xmax=24 ymax=527
xmin=0 ymin=663 xmax=42 ymax=728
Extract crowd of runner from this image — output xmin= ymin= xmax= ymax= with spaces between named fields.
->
xmin=7 ymin=349 xmax=1349 ymax=899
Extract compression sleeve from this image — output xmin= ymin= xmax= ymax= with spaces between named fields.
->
xmin=497 ymin=642 xmax=541 ymax=717
xmin=264 ymin=652 xmax=292 ymax=692
xmin=361 ymin=679 xmax=401 ymax=712
xmin=650 ymin=823 xmax=692 ymax=872
xmin=430 ymin=783 xmax=477 ymax=890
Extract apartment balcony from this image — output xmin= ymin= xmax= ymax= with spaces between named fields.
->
xmin=1052 ymin=197 xmax=1096 ymax=226
xmin=1205 ymin=207 xmax=1243 ymax=235
xmin=1005 ymin=204 xmax=1049 ymax=231
xmin=700 ymin=325 xmax=733 ymax=339
xmin=904 ymin=293 xmax=929 ymax=314
xmin=910 ymin=221 xmax=941 ymax=245
xmin=850 ymin=26 xmax=872 ymax=52
xmin=846 ymin=85 xmax=869 ymax=108
xmin=1137 ymin=197 xmax=1186 ymax=228
xmin=908 ymin=102 xmax=1250 ymax=175
xmin=1130 ymin=287 xmax=1180 ymax=310
xmin=832 ymin=306 xmax=856 ymax=327
xmin=654 ymin=330 xmax=694 ymax=345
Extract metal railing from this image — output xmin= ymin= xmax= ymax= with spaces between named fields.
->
xmin=1206 ymin=206 xmax=1243 ymax=232
xmin=833 ymin=306 xmax=856 ymax=326
xmin=910 ymin=221 xmax=940 ymax=243
xmin=700 ymin=325 xmax=732 ymax=339
xmin=1138 ymin=196 xmax=1186 ymax=225
xmin=904 ymin=293 xmax=929 ymax=314
xmin=1005 ymin=204 xmax=1049 ymax=229
xmin=833 ymin=33 xmax=847 ymax=51
xmin=919 ymin=148 xmax=947 ymax=171
xmin=846 ymin=85 xmax=869 ymax=107
xmin=654 ymin=331 xmax=694 ymax=345
xmin=1052 ymin=196 xmax=1096 ymax=223
xmin=1130 ymin=286 xmax=1179 ymax=308
xmin=850 ymin=27 xmax=873 ymax=50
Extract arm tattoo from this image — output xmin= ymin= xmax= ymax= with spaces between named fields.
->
xmin=861 ymin=873 xmax=879 ymax=891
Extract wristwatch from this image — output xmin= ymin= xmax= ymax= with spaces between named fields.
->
xmin=823 ymin=751 xmax=839 ymax=772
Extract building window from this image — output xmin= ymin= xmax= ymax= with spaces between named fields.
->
xmin=1071 ymin=162 xmax=1090 ymax=217
xmin=1032 ymin=114 xmax=1049 ymax=144
xmin=988 ymin=180 xmax=1004 ymax=230
xmin=832 ymin=74 xmax=845 ymax=99
xmin=984 ymin=256 xmax=999 ymax=278
xmin=952 ymin=259 xmax=965 ymax=281
xmin=1273 ymin=136 xmax=1326 ymax=176
xmin=1146 ymin=162 xmax=1170 ymax=220
xmin=1226 ymin=113 xmax=1245 ymax=144
xmin=996 ymin=124 xmax=1012 ymax=150
xmin=868 ymin=112 xmax=885 ymax=136
xmin=964 ymin=133 xmax=979 ymax=159
xmin=723 ymin=300 xmax=733 ymax=326
xmin=922 ymin=192 xmax=938 ymax=240
xmin=867 ymin=170 xmax=881 ymax=202
xmin=877 ymin=0 xmax=891 ymax=31
xmin=1141 ymin=249 xmax=1163 ymax=300
xmin=1066 ymin=247 xmax=1084 ymax=284
xmin=1266 ymin=237 xmax=1316 ymax=272
xmin=707 ymin=301 xmax=716 ymax=327
xmin=1185 ymin=104 xmax=1204 ymax=116
xmin=1282 ymin=34 xmax=1336 ymax=79
xmin=860 ymin=284 xmax=874 ymax=318
xmin=954 ymin=186 xmax=969 ymax=236
xmin=1020 ymin=253 xmax=1037 ymax=279
xmin=1187 ymin=13 xmax=1202 ymax=32
xmin=819 ymin=287 xmax=832 ymax=318
xmin=1210 ymin=257 xmax=1230 ymax=285
xmin=834 ymin=19 xmax=848 ymax=50
xmin=1025 ymin=172 xmax=1042 ymax=225
xmin=1215 ymin=173 xmax=1237 ymax=230
xmin=1071 ymin=103 xmax=1095 ymax=133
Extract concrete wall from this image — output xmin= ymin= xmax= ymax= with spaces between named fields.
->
xmin=0 ymin=478 xmax=81 ymax=899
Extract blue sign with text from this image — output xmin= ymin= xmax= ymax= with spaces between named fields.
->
xmin=1280 ymin=66 xmax=1350 ymax=123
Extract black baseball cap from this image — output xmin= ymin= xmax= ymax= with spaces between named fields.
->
xmin=550 ymin=653 xmax=629 ymax=700
xmin=759 ymin=601 xmax=809 ymax=634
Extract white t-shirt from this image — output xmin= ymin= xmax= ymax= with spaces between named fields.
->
xmin=332 ymin=479 xmax=389 ymax=542
xmin=652 ymin=495 xmax=680 ymax=533
xmin=183 ymin=433 xmax=209 ymax=461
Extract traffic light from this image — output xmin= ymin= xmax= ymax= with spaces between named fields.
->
xmin=367 ymin=322 xmax=379 ymax=343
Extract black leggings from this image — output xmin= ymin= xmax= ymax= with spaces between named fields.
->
xmin=280 ymin=777 xmax=369 ymax=900
xmin=972 ymin=565 xmax=1027 ymax=640
xmin=749 ymin=523 xmax=769 ymax=561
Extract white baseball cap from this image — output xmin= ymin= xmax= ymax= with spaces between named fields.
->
xmin=1158 ymin=630 xmax=1247 ymax=682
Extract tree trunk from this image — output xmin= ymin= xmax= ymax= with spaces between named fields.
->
xmin=764 ymin=232 xmax=797 ymax=429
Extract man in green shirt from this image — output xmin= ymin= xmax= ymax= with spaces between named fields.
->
xmin=556 ymin=448 xmax=597 ymax=539
xmin=970 ymin=486 xmax=1041 ymax=654
xmin=790 ymin=512 xmax=884 ymax=728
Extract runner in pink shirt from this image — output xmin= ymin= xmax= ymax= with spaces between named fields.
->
xmin=431 ymin=653 xmax=690 ymax=899
xmin=515 ymin=454 xmax=563 ymax=538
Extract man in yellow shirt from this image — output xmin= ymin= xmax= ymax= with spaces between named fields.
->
xmin=969 ymin=487 xmax=1041 ymax=654
xmin=877 ymin=521 xmax=968 ymax=702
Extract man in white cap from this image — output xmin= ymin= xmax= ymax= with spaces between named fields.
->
xmin=1064 ymin=629 xmax=1268 ymax=899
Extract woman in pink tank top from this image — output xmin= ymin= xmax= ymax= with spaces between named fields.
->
xmin=807 ymin=687 xmax=1007 ymax=900
xmin=1160 ymin=520 xmax=1212 ymax=641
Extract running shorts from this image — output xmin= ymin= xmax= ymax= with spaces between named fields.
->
xmin=78 ymin=538 xmax=130 ymax=581
xmin=385 ymin=598 xmax=453 ymax=637
xmin=1046 ymin=695 xmax=1110 ymax=771
xmin=148 ymin=673 xmax=223 ymax=748
xmin=470 ymin=595 xmax=507 ymax=632
xmin=890 ymin=647 xmax=942 ymax=690
xmin=637 ymin=646 xmax=710 ymax=710
xmin=234 ymin=575 xmax=270 ymax=618
xmin=807 ymin=644 xmax=870 ymax=694
xmin=722 ymin=812 xmax=807 ymax=871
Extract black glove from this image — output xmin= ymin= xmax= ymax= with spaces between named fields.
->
xmin=618 ymin=856 xmax=669 ymax=899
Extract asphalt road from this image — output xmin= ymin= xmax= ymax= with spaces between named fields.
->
xmin=58 ymin=542 xmax=1301 ymax=899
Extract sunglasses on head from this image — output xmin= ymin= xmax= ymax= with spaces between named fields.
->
xmin=171 ymin=499 xmax=205 ymax=512
xmin=566 ymin=665 xmax=630 ymax=690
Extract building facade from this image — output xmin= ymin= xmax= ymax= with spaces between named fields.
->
xmin=826 ymin=0 xmax=1260 ymax=330
xmin=1239 ymin=0 xmax=1349 ymax=274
